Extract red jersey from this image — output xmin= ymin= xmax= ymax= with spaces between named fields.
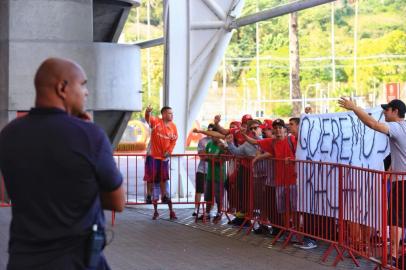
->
xmin=257 ymin=136 xmax=296 ymax=185
xmin=148 ymin=116 xmax=178 ymax=160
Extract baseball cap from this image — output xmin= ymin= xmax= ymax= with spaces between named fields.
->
xmin=241 ymin=114 xmax=253 ymax=124
xmin=381 ymin=99 xmax=406 ymax=116
xmin=272 ymin=118 xmax=285 ymax=128
xmin=247 ymin=119 xmax=262 ymax=130
xmin=260 ymin=119 xmax=273 ymax=130
xmin=229 ymin=121 xmax=242 ymax=128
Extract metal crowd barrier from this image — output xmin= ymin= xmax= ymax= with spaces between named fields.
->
xmin=111 ymin=152 xmax=406 ymax=269
xmin=1 ymin=152 xmax=406 ymax=269
xmin=241 ymin=157 xmax=406 ymax=269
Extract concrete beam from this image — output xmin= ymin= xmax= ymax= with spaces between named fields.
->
xmin=8 ymin=42 xmax=141 ymax=111
xmin=10 ymin=0 xmax=93 ymax=41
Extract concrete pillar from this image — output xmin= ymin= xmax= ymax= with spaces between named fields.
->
xmin=0 ymin=0 xmax=141 ymax=146
xmin=0 ymin=1 xmax=10 ymax=131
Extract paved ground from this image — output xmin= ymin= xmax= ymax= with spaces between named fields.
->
xmin=0 ymin=206 xmax=376 ymax=270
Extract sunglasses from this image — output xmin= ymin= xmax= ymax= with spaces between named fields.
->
xmin=250 ymin=126 xmax=259 ymax=131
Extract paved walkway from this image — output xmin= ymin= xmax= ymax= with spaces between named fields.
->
xmin=0 ymin=207 xmax=375 ymax=270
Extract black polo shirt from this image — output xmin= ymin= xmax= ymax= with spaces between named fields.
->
xmin=0 ymin=107 xmax=122 ymax=268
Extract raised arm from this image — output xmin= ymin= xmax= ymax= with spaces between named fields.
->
xmin=193 ymin=128 xmax=225 ymax=139
xmin=338 ymin=97 xmax=388 ymax=134
xmin=144 ymin=104 xmax=153 ymax=126
xmin=213 ymin=115 xmax=229 ymax=135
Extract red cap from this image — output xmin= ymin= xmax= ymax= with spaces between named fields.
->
xmin=260 ymin=119 xmax=273 ymax=130
xmin=241 ymin=114 xmax=253 ymax=124
xmin=229 ymin=121 xmax=241 ymax=128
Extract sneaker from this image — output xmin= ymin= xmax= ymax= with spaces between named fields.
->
xmin=293 ymin=242 xmax=305 ymax=248
xmin=152 ymin=212 xmax=159 ymax=220
xmin=253 ymin=227 xmax=263 ymax=234
xmin=228 ymin=217 xmax=244 ymax=226
xmin=169 ymin=211 xmax=177 ymax=220
xmin=253 ymin=225 xmax=270 ymax=235
xmin=146 ymin=195 xmax=152 ymax=204
xmin=300 ymin=239 xmax=317 ymax=250
xmin=212 ymin=214 xmax=221 ymax=224
xmin=227 ymin=218 xmax=236 ymax=225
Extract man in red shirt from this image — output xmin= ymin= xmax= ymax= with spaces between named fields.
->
xmin=213 ymin=114 xmax=253 ymax=146
xmin=145 ymin=105 xmax=178 ymax=220
xmin=249 ymin=119 xmax=297 ymax=227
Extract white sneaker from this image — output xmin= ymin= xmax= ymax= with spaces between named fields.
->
xmin=300 ymin=239 xmax=317 ymax=250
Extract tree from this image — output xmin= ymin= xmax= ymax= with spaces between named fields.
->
xmin=289 ymin=11 xmax=301 ymax=116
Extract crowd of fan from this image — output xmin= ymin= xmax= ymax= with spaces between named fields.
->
xmin=191 ymin=111 xmax=318 ymax=250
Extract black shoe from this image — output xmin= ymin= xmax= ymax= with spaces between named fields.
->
xmin=146 ymin=195 xmax=152 ymax=204
xmin=253 ymin=227 xmax=263 ymax=234
xmin=228 ymin=217 xmax=244 ymax=226
xmin=253 ymin=225 xmax=270 ymax=235
xmin=192 ymin=212 xmax=197 ymax=217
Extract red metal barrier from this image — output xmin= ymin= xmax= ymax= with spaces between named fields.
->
xmin=386 ymin=172 xmax=406 ymax=270
xmin=114 ymin=153 xmax=207 ymax=206
xmin=112 ymin=152 xmax=406 ymax=269
xmin=220 ymin=157 xmax=253 ymax=228
xmin=227 ymin=156 xmax=406 ymax=269
xmin=2 ymin=150 xmax=403 ymax=269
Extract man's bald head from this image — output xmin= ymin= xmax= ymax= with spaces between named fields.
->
xmin=34 ymin=58 xmax=88 ymax=116
xmin=34 ymin=58 xmax=84 ymax=91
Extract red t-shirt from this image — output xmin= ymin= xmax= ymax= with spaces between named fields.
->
xmin=257 ymin=136 xmax=296 ymax=185
xmin=229 ymin=127 xmax=246 ymax=146
xmin=148 ymin=116 xmax=178 ymax=160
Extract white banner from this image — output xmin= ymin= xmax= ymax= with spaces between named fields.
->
xmin=296 ymin=108 xmax=390 ymax=225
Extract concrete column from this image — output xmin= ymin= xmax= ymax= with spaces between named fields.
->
xmin=0 ymin=1 xmax=10 ymax=131
xmin=164 ymin=0 xmax=189 ymax=155
xmin=0 ymin=0 xmax=141 ymax=145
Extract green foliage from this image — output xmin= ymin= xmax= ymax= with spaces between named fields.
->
xmin=273 ymin=103 xmax=292 ymax=117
